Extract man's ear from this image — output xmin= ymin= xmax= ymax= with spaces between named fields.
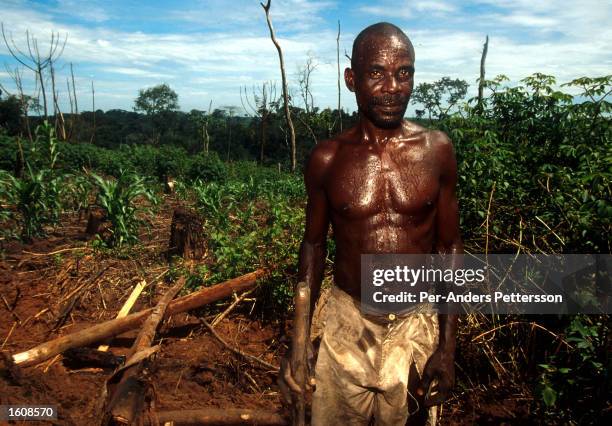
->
xmin=344 ymin=67 xmax=355 ymax=92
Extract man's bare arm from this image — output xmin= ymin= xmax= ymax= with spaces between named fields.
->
xmin=418 ymin=131 xmax=463 ymax=406
xmin=279 ymin=142 xmax=334 ymax=401
xmin=298 ymin=142 xmax=334 ymax=315
xmin=434 ymin=131 xmax=462 ymax=351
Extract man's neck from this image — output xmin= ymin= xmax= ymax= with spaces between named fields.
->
xmin=358 ymin=113 xmax=406 ymax=146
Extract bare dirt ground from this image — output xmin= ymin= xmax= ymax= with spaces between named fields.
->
xmin=0 ymin=196 xmax=530 ymax=425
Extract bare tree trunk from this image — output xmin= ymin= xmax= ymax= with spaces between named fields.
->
xmin=68 ymin=62 xmax=78 ymax=141
xmin=260 ymin=116 xmax=266 ymax=163
xmin=15 ymin=136 xmax=25 ymax=178
xmin=66 ymin=77 xmax=74 ymax=139
xmin=261 ymin=0 xmax=297 ymax=172
xmin=337 ymin=20 xmax=342 ymax=133
xmin=37 ymin=62 xmax=48 ymax=120
xmin=202 ymin=122 xmax=209 ymax=153
xmin=477 ymin=35 xmax=489 ymax=114
xmin=49 ymin=63 xmax=66 ymax=140
xmin=71 ymin=63 xmax=78 ymax=114
xmin=226 ymin=116 xmax=232 ymax=161
xmin=90 ymin=80 xmax=96 ymax=144
xmin=204 ymin=99 xmax=212 ymax=154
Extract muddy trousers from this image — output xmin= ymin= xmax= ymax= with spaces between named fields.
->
xmin=311 ymin=287 xmax=439 ymax=426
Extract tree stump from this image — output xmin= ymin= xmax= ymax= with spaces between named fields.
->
xmin=86 ymin=206 xmax=106 ymax=235
xmin=168 ymin=207 xmax=205 ymax=260
xmin=164 ymin=175 xmax=176 ymax=194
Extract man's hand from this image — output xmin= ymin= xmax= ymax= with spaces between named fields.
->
xmin=416 ymin=346 xmax=455 ymax=407
xmin=278 ymin=340 xmax=316 ymax=405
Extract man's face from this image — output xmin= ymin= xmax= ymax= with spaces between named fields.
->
xmin=346 ymin=34 xmax=414 ymax=129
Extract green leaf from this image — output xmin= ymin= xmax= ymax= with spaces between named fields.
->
xmin=542 ymin=386 xmax=557 ymax=407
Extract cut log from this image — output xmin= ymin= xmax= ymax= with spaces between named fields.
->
xmin=168 ymin=207 xmax=205 ymax=260
xmin=147 ymin=408 xmax=287 ymax=425
xmin=105 ymin=278 xmax=185 ymax=425
xmin=12 ymin=269 xmax=265 ymax=368
xmin=86 ymin=206 xmax=106 ymax=235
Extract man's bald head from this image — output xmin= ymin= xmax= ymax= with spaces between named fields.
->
xmin=351 ymin=22 xmax=414 ymax=70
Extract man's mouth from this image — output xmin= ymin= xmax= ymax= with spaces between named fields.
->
xmin=377 ymin=104 xmax=404 ymax=112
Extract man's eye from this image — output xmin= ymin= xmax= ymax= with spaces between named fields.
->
xmin=370 ymin=70 xmax=382 ymax=78
xmin=399 ymin=69 xmax=412 ymax=78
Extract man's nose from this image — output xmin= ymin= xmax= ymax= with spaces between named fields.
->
xmin=382 ymin=74 xmax=400 ymax=93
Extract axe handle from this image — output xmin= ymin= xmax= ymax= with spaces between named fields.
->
xmin=291 ymin=282 xmax=311 ymax=426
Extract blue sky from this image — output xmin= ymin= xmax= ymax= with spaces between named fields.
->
xmin=0 ymin=0 xmax=610 ymax=115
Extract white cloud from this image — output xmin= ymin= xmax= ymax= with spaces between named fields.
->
xmin=358 ymin=0 xmax=456 ymax=20
xmin=55 ymin=0 xmax=110 ymax=23
xmin=1 ymin=0 xmax=609 ymax=114
xmin=102 ymin=67 xmax=175 ymax=79
xmin=358 ymin=5 xmax=413 ymax=20
xmin=485 ymin=13 xmax=559 ymax=28
xmin=169 ymin=0 xmax=335 ymax=32
xmin=414 ymin=1 xmax=456 ymax=13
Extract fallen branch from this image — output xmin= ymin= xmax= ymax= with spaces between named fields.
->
xmin=211 ymin=288 xmax=255 ymax=327
xmin=200 ymin=319 xmax=278 ymax=372
xmin=12 ymin=269 xmax=265 ymax=367
xmin=147 ymin=408 xmax=287 ymax=425
xmin=22 ymin=246 xmax=91 ymax=256
xmin=98 ymin=279 xmax=149 ymax=352
xmin=104 ymin=277 xmax=185 ymax=425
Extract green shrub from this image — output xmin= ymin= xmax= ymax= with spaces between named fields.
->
xmin=187 ymin=152 xmax=227 ymax=182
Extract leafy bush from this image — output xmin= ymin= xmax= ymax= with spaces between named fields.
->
xmin=187 ymin=152 xmax=227 ymax=182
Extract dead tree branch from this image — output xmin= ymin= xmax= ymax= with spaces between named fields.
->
xmin=261 ymin=0 xmax=297 ymax=172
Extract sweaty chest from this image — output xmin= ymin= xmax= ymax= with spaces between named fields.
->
xmin=326 ymin=145 xmax=440 ymax=219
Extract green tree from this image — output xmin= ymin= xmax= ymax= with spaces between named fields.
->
xmin=413 ymin=77 xmax=469 ymax=121
xmin=0 ymin=91 xmax=23 ymax=134
xmin=133 ymin=83 xmax=179 ymax=144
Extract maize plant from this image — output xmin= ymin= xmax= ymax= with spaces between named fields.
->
xmin=0 ymin=165 xmax=64 ymax=240
xmin=91 ymin=170 xmax=158 ymax=247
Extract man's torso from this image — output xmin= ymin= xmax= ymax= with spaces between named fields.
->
xmin=318 ymin=121 xmax=450 ymax=300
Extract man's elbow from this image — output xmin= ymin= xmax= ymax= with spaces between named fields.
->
xmin=300 ymin=236 xmax=327 ymax=252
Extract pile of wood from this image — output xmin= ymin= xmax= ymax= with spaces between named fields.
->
xmin=8 ymin=269 xmax=288 ymax=425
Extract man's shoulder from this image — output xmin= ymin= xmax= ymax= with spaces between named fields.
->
xmin=304 ymin=136 xmax=344 ymax=186
xmin=307 ymin=128 xmax=357 ymax=169
xmin=404 ymin=120 xmax=454 ymax=157
xmin=307 ymin=138 xmax=340 ymax=170
xmin=404 ymin=120 xmax=451 ymax=144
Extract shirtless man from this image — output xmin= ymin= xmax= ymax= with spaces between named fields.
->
xmin=281 ymin=22 xmax=462 ymax=425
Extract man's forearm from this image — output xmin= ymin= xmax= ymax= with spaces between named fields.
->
xmin=436 ymin=242 xmax=461 ymax=354
xmin=437 ymin=314 xmax=457 ymax=353
xmin=298 ymin=240 xmax=326 ymax=315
